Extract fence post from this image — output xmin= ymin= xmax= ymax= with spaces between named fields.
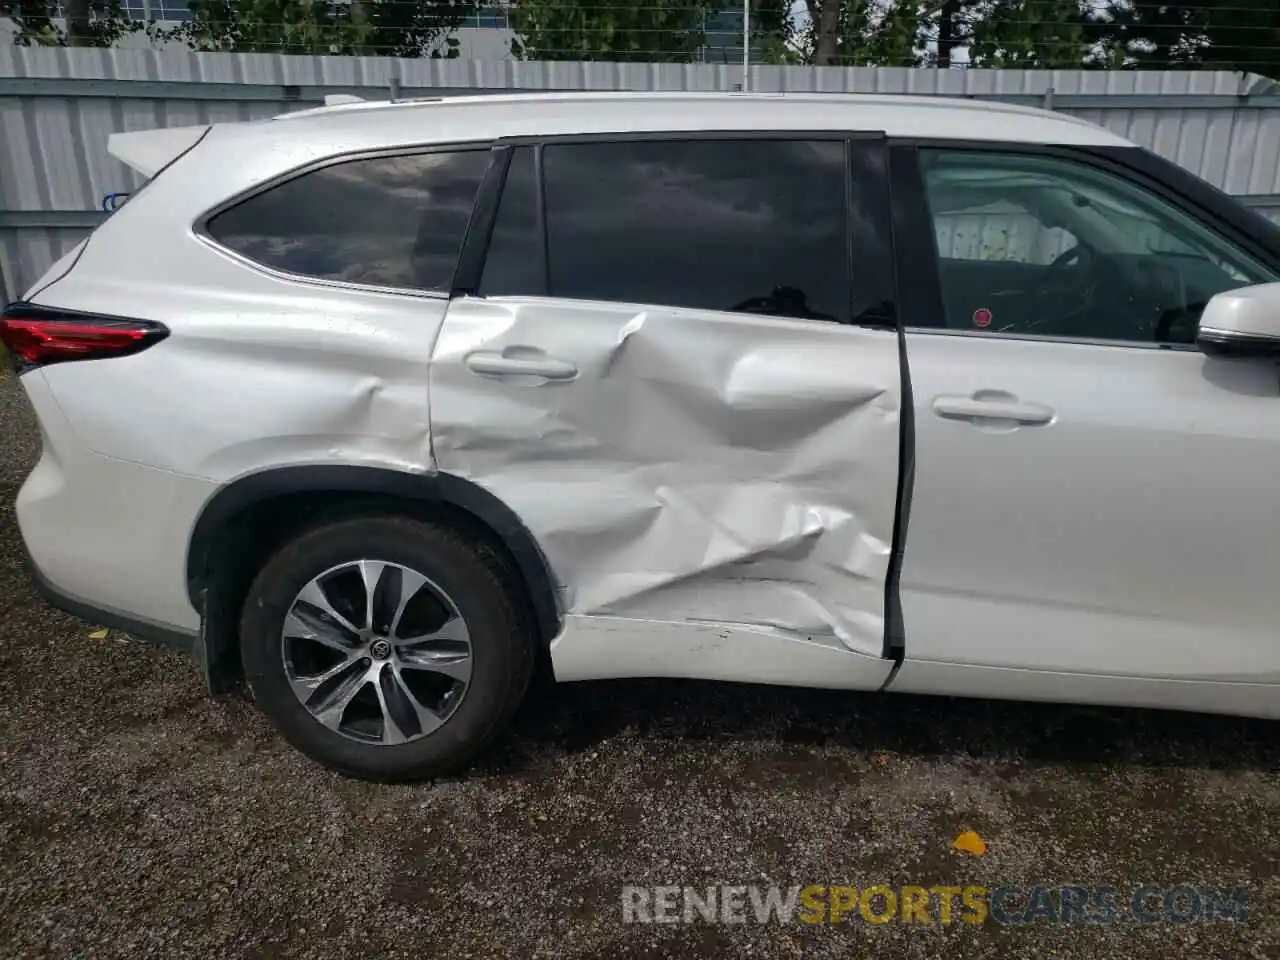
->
xmin=741 ymin=0 xmax=750 ymax=91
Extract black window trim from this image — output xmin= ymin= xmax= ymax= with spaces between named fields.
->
xmin=888 ymin=137 xmax=1280 ymax=351
xmin=194 ymin=140 xmax=499 ymax=299
xmin=452 ymin=128 xmax=899 ymax=332
xmin=489 ymin=128 xmax=880 ymax=147
xmin=451 ymin=144 xmax=513 ymax=297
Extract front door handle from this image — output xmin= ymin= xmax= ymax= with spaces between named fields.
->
xmin=466 ymin=351 xmax=578 ymax=381
xmin=932 ymin=392 xmax=1054 ymax=426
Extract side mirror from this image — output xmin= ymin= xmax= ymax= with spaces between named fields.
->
xmin=1197 ymin=282 xmax=1280 ymax=360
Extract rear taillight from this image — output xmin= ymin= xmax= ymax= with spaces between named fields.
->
xmin=0 ymin=304 xmax=168 ymax=374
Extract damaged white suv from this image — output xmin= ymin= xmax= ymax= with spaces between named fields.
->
xmin=6 ymin=92 xmax=1280 ymax=781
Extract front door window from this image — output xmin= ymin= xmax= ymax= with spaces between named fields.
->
xmin=919 ymin=150 xmax=1278 ymax=344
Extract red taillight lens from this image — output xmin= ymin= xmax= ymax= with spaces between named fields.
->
xmin=0 ymin=307 xmax=169 ymax=373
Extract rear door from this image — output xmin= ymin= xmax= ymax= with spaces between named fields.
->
xmin=429 ymin=132 xmax=907 ymax=685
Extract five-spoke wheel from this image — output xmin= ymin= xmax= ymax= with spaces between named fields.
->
xmin=241 ymin=516 xmax=534 ymax=781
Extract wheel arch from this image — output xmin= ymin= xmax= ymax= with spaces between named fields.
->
xmin=186 ymin=465 xmax=563 ymax=692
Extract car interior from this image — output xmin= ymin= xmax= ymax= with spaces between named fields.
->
xmin=923 ymin=155 xmax=1269 ymax=344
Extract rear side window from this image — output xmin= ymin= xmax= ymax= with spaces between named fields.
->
xmin=496 ymin=138 xmax=851 ymax=321
xmin=206 ymin=149 xmax=490 ymax=292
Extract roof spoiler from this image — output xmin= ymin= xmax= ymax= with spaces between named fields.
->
xmin=107 ymin=124 xmax=210 ymax=178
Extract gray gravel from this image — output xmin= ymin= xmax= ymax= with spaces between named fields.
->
xmin=0 ymin=372 xmax=1277 ymax=959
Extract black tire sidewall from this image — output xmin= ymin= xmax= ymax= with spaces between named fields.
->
xmin=241 ymin=516 xmax=532 ymax=781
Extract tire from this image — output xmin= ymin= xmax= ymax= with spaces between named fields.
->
xmin=240 ymin=515 xmax=535 ymax=782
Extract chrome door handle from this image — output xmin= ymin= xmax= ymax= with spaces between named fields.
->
xmin=465 ymin=351 xmax=578 ymax=380
xmin=932 ymin=393 xmax=1054 ymax=426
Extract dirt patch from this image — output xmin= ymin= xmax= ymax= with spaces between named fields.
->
xmin=0 ymin=375 xmax=1277 ymax=959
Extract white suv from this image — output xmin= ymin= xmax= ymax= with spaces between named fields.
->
xmin=6 ymin=92 xmax=1280 ymax=782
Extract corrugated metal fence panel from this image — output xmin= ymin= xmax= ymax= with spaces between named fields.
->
xmin=1070 ymin=107 xmax=1280 ymax=198
xmin=0 ymin=228 xmax=85 ymax=305
xmin=2 ymin=45 xmax=1272 ymax=93
xmin=0 ymin=94 xmax=284 ymax=214
xmin=3 ymin=48 xmax=1280 ymax=296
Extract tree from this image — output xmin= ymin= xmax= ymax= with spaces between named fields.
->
xmin=1085 ymin=0 xmax=1280 ymax=76
xmin=0 ymin=0 xmax=139 ymax=45
xmin=969 ymin=0 xmax=1089 ymax=68
xmin=811 ymin=0 xmax=841 ymax=64
xmin=759 ymin=0 xmax=1273 ymax=72
xmin=65 ymin=0 xmax=91 ymax=43
xmin=933 ymin=0 xmax=963 ymax=66
xmin=161 ymin=0 xmax=469 ymax=56
xmin=865 ymin=0 xmax=927 ymax=65
xmin=7 ymin=0 xmax=1275 ymax=79
xmin=507 ymin=0 xmax=724 ymax=62
xmin=779 ymin=0 xmax=927 ymax=67
xmin=746 ymin=0 xmax=801 ymax=63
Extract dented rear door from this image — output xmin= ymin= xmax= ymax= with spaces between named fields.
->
xmin=429 ymin=133 xmax=904 ymax=685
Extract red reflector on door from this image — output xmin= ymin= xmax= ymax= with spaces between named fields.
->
xmin=0 ymin=307 xmax=169 ymax=373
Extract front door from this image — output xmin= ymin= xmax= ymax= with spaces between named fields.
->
xmin=429 ymin=133 xmax=906 ymax=689
xmin=896 ymin=144 xmax=1280 ymax=685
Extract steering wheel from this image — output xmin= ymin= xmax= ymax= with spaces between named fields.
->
xmin=1046 ymin=245 xmax=1084 ymax=273
xmin=1017 ymin=245 xmax=1094 ymax=334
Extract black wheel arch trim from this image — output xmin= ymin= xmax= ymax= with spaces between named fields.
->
xmin=186 ymin=465 xmax=564 ymax=646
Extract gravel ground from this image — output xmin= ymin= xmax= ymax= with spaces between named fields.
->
xmin=1 ymin=371 xmax=1277 ymax=959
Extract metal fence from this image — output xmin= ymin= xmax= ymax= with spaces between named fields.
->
xmin=4 ymin=47 xmax=1280 ymax=300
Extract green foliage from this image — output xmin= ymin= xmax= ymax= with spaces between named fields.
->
xmin=1085 ymin=0 xmax=1280 ymax=76
xmin=778 ymin=0 xmax=1279 ymax=74
xmin=0 ymin=0 xmax=141 ymax=46
xmin=159 ymin=0 xmax=469 ymax=56
xmin=2 ymin=0 xmax=1277 ymax=80
xmin=969 ymin=0 xmax=1088 ymax=68
xmin=864 ymin=0 xmax=926 ymax=66
xmin=747 ymin=0 xmax=802 ymax=64
xmin=507 ymin=0 xmax=721 ymax=62
xmin=159 ymin=0 xmax=364 ymax=53
xmin=748 ymin=0 xmax=925 ymax=67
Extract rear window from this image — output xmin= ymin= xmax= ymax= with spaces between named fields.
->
xmin=541 ymin=138 xmax=850 ymax=319
xmin=206 ymin=149 xmax=490 ymax=293
xmin=478 ymin=137 xmax=852 ymax=321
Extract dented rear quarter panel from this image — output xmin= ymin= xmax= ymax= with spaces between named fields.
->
xmin=25 ymin=119 xmax=447 ymax=485
xmin=31 ymin=274 xmax=442 ymax=483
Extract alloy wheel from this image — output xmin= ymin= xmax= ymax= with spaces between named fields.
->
xmin=281 ymin=559 xmax=472 ymax=745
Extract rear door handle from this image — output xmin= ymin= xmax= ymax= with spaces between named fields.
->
xmin=465 ymin=351 xmax=578 ymax=381
xmin=932 ymin=393 xmax=1054 ymax=426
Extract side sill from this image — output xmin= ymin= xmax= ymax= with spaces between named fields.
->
xmin=549 ymin=614 xmax=894 ymax=690
xmin=888 ymin=659 xmax=1280 ymax=720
